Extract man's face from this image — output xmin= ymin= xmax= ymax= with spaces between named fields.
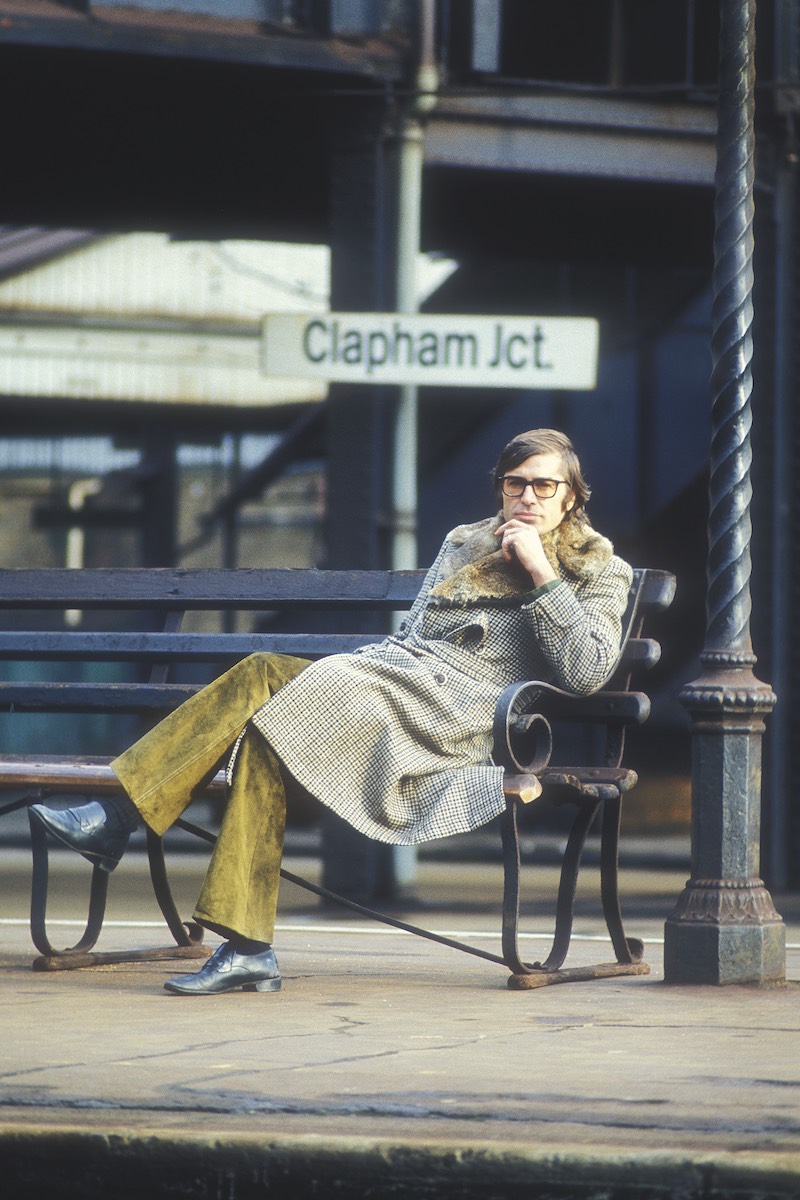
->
xmin=499 ymin=452 xmax=575 ymax=536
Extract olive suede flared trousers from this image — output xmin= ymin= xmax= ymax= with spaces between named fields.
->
xmin=111 ymin=653 xmax=311 ymax=944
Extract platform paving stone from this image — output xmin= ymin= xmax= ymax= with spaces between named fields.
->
xmin=0 ymin=847 xmax=798 ymax=1197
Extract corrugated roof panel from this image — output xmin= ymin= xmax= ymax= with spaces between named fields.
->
xmin=0 ymin=323 xmax=327 ymax=406
xmin=0 ymin=232 xmax=330 ymax=322
xmin=0 ymin=232 xmax=331 ymax=406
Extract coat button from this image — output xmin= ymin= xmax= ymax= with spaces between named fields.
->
xmin=434 ymin=673 xmax=446 ymax=684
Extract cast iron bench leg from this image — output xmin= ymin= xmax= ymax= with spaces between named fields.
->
xmin=500 ymin=799 xmax=529 ymax=975
xmin=501 ymin=794 xmax=600 ymax=975
xmin=600 ymin=794 xmax=645 ymax=964
xmin=28 ymin=800 xmax=109 ymax=960
xmin=539 ymin=796 xmax=603 ymax=971
xmin=26 ymin=795 xmax=208 ymax=970
xmin=502 ymin=792 xmax=651 ymax=989
xmin=145 ymin=826 xmax=205 ymax=950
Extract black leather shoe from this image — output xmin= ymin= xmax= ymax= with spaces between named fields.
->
xmin=28 ymin=800 xmax=132 ymax=873
xmin=164 ymin=942 xmax=281 ymax=995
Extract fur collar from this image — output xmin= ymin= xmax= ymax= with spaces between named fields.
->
xmin=430 ymin=511 xmax=613 ymax=605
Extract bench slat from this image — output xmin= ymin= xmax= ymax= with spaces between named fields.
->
xmin=0 ymin=566 xmax=672 ymax=612
xmin=617 ymin=638 xmax=660 ymax=670
xmin=0 ymin=631 xmax=383 ymax=661
xmin=634 ymin=568 xmax=676 ymax=611
xmin=0 ymin=754 xmax=227 ymax=795
xmin=540 ymin=765 xmax=639 ymax=799
xmin=0 ymin=631 xmax=659 ymax=670
xmin=510 ymin=689 xmax=651 ymax=726
xmin=0 ymin=682 xmax=205 ymax=713
xmin=0 ymin=568 xmax=426 ymax=610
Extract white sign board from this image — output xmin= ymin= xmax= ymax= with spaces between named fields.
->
xmin=262 ymin=313 xmax=599 ymax=390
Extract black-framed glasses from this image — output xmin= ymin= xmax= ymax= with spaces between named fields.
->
xmin=498 ymin=475 xmax=569 ymax=500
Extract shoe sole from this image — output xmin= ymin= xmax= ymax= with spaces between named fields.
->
xmin=244 ymin=978 xmax=282 ymax=993
xmin=164 ymin=976 xmax=282 ymax=996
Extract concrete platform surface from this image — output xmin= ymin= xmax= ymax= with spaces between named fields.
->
xmin=0 ymin=846 xmax=798 ymax=1198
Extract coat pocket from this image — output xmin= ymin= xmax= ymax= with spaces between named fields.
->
xmin=421 ymin=606 xmax=490 ymax=648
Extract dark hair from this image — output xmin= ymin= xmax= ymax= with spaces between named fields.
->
xmin=492 ymin=429 xmax=591 ymax=512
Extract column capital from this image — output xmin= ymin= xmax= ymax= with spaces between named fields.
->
xmin=680 ymin=663 xmax=777 ymax=717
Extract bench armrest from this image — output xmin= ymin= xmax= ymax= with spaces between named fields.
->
xmin=492 ymin=680 xmax=651 ymax=772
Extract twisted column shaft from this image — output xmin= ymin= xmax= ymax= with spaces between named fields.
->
xmin=664 ymin=0 xmax=784 ymax=985
xmin=706 ymin=0 xmax=756 ymax=661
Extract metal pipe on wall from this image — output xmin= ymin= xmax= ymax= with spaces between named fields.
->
xmin=390 ymin=0 xmax=438 ymax=576
xmin=387 ymin=0 xmax=439 ymax=890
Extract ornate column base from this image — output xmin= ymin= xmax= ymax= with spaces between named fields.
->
xmin=664 ymin=878 xmax=785 ymax=985
xmin=663 ymin=659 xmax=786 ymax=985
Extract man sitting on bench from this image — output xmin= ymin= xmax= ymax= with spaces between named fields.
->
xmin=30 ymin=428 xmax=632 ymax=997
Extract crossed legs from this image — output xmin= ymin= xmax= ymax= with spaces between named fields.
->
xmin=111 ymin=652 xmax=311 ymax=944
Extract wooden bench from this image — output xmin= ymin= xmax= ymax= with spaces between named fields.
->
xmin=0 ymin=565 xmax=675 ymax=987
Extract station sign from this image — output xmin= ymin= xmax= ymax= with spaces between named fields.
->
xmin=262 ymin=313 xmax=599 ymax=390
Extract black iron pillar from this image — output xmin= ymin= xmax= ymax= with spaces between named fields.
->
xmin=321 ymin=97 xmax=401 ymax=905
xmin=663 ymin=0 xmax=785 ymax=984
xmin=325 ymin=98 xmax=393 ymax=574
xmin=140 ymin=425 xmax=178 ymax=568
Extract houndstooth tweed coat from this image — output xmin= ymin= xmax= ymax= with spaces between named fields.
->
xmin=252 ymin=511 xmax=633 ymax=845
